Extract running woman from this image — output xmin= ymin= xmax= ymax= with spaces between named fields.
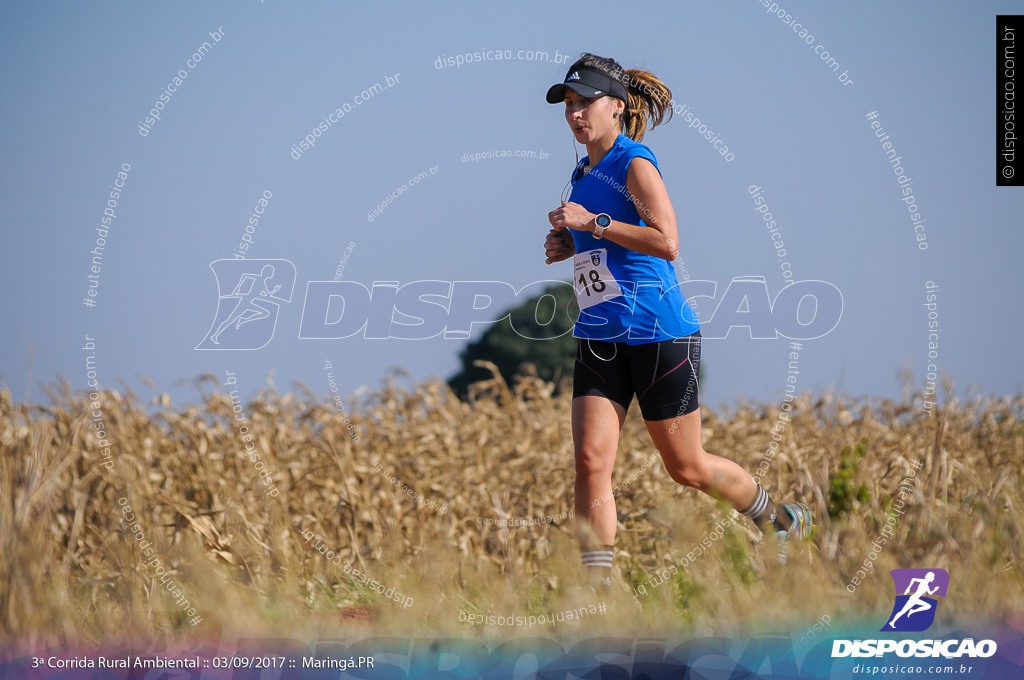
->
xmin=888 ymin=572 xmax=939 ymax=628
xmin=542 ymin=54 xmax=812 ymax=586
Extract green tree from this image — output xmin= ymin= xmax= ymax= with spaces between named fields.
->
xmin=448 ymin=282 xmax=578 ymax=398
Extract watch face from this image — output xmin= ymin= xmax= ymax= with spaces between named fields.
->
xmin=597 ymin=214 xmax=612 ymax=228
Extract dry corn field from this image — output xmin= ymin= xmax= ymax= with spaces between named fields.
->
xmin=1 ymin=368 xmax=1022 ymax=648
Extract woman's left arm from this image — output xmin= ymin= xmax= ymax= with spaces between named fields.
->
xmin=547 ymin=157 xmax=679 ymax=260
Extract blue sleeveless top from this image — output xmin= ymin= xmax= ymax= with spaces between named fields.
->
xmin=568 ymin=134 xmax=700 ymax=343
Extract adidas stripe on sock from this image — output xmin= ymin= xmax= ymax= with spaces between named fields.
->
xmin=740 ymin=484 xmax=792 ymax=533
xmin=581 ymin=545 xmax=614 ymax=577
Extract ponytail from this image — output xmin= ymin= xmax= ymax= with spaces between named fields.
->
xmin=621 ymin=69 xmax=672 ymax=142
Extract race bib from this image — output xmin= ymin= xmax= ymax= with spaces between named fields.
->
xmin=573 ymin=249 xmax=623 ymax=310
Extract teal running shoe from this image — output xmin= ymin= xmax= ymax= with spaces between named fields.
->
xmin=775 ymin=502 xmax=813 ymax=565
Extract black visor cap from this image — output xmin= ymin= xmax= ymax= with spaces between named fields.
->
xmin=546 ymin=66 xmax=628 ymax=104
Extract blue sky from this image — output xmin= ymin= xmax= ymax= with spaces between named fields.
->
xmin=1 ymin=0 xmax=1021 ymax=410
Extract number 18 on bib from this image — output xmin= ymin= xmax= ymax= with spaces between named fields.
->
xmin=573 ymin=249 xmax=623 ymax=310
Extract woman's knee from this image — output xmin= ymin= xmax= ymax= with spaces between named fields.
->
xmin=663 ymin=451 xmax=710 ymax=488
xmin=574 ymin=444 xmax=615 ymax=478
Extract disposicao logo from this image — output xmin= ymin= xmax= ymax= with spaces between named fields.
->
xmin=882 ymin=568 xmax=948 ymax=632
xmin=196 ymin=259 xmax=296 ymax=350
xmin=832 ymin=567 xmax=997 ymax=659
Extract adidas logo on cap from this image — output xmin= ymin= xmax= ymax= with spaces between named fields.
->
xmin=567 ymin=71 xmax=580 ymax=81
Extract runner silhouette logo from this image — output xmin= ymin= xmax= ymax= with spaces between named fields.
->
xmin=196 ymin=259 xmax=296 ymax=350
xmin=881 ymin=568 xmax=949 ymax=632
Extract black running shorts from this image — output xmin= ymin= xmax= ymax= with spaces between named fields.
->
xmin=572 ymin=331 xmax=702 ymax=421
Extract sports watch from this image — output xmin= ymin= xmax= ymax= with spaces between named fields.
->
xmin=592 ymin=213 xmax=612 ymax=239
